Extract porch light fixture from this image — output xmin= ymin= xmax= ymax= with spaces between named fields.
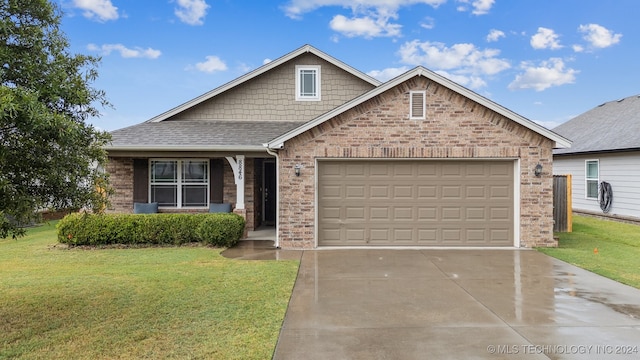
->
xmin=534 ymin=163 xmax=543 ymax=177
xmin=294 ymin=164 xmax=302 ymax=177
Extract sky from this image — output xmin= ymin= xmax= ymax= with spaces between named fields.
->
xmin=56 ymin=0 xmax=637 ymax=132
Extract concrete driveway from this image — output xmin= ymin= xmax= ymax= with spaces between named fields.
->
xmin=272 ymin=249 xmax=640 ymax=359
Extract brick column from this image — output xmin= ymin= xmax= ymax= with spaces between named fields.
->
xmin=233 ymin=208 xmax=249 ymax=239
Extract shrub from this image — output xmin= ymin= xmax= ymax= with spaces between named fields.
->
xmin=57 ymin=212 xmax=245 ymax=247
xmin=195 ymin=213 xmax=246 ymax=247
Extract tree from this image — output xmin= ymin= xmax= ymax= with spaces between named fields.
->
xmin=0 ymin=0 xmax=112 ymax=238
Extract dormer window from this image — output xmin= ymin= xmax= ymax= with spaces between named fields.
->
xmin=296 ymin=65 xmax=321 ymax=101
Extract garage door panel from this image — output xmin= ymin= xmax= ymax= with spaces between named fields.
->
xmin=370 ymin=207 xmax=389 ymax=220
xmin=442 ymin=186 xmax=461 ymax=198
xmin=346 ymin=207 xmax=365 ymax=220
xmin=345 ymin=229 xmax=365 ymax=242
xmin=370 ymin=186 xmax=390 ymax=199
xmin=418 ymin=207 xmax=438 ymax=221
xmin=417 ymin=186 xmax=437 ymax=199
xmin=318 ymin=160 xmax=513 ymax=247
xmin=393 ymin=185 xmax=413 ymax=198
xmin=345 ymin=185 xmax=365 ymax=199
xmin=392 ymin=207 xmax=414 ymax=221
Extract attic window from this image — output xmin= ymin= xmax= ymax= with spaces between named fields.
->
xmin=296 ymin=65 xmax=321 ymax=101
xmin=410 ymin=91 xmax=426 ymax=119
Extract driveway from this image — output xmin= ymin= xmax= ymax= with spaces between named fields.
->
xmin=273 ymin=250 xmax=640 ymax=359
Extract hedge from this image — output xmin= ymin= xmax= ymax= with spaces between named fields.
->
xmin=57 ymin=212 xmax=246 ymax=247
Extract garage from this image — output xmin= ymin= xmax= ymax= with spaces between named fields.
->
xmin=318 ymin=160 xmax=515 ymax=247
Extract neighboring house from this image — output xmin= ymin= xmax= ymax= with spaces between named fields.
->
xmin=106 ymin=44 xmax=570 ymax=249
xmin=553 ymin=94 xmax=640 ymax=220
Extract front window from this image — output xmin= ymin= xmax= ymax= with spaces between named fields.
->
xmin=585 ymin=160 xmax=599 ymax=199
xmin=151 ymin=159 xmax=208 ymax=207
xmin=296 ymin=65 xmax=320 ymax=101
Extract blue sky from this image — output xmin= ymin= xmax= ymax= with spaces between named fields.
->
xmin=57 ymin=0 xmax=636 ymax=132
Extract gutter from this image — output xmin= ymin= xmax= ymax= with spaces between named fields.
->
xmin=105 ymin=145 xmax=267 ymax=152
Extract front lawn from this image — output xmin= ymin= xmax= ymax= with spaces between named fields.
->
xmin=538 ymin=215 xmax=640 ymax=289
xmin=0 ymin=222 xmax=299 ymax=359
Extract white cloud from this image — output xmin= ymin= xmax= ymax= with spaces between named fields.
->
xmin=435 ymin=70 xmax=487 ymax=89
xmin=87 ymin=43 xmax=161 ymax=59
xmin=72 ymin=0 xmax=119 ymax=21
xmin=282 ymin=0 xmax=447 ymax=19
xmin=420 ymin=16 xmax=435 ymax=30
xmin=486 ymin=29 xmax=505 ymax=42
xmin=456 ymin=0 xmax=495 ymax=15
xmin=367 ymin=66 xmax=409 ymax=81
xmin=578 ymin=23 xmax=622 ymax=49
xmin=399 ymin=40 xmax=510 ymax=75
xmin=330 ymin=12 xmax=401 ymax=38
xmin=193 ymin=55 xmax=228 ymax=73
xmin=175 ymin=0 xmax=210 ymax=25
xmin=263 ymin=58 xmax=272 ymax=65
xmin=282 ymin=0 xmax=443 ymax=38
xmin=508 ymin=58 xmax=578 ymax=91
xmin=530 ymin=27 xmax=562 ymax=50
xmin=572 ymin=44 xmax=584 ymax=53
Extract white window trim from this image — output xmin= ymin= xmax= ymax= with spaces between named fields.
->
xmin=295 ymin=65 xmax=321 ymax=101
xmin=149 ymin=159 xmax=210 ymax=209
xmin=410 ymin=91 xmax=426 ymax=120
xmin=585 ymin=159 xmax=599 ymax=200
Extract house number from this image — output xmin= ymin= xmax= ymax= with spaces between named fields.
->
xmin=238 ymin=159 xmax=244 ymax=180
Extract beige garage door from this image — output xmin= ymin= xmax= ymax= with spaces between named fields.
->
xmin=318 ymin=160 xmax=514 ymax=246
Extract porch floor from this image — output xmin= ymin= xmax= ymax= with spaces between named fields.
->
xmin=222 ymin=226 xmax=302 ymax=261
xmin=243 ymin=226 xmax=276 ymax=241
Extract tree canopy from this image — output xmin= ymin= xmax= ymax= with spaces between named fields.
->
xmin=0 ymin=0 xmax=111 ymax=238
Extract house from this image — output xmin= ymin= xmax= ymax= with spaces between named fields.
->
xmin=553 ymin=95 xmax=640 ymax=221
xmin=106 ymin=44 xmax=571 ymax=249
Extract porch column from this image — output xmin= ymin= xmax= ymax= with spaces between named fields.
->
xmin=225 ymin=155 xmax=245 ymax=210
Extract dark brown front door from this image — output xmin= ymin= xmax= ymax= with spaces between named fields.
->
xmin=263 ymin=160 xmax=276 ymax=225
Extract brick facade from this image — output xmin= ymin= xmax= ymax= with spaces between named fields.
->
xmin=277 ymin=76 xmax=556 ymax=249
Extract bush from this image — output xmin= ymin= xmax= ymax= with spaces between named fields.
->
xmin=57 ymin=212 xmax=245 ymax=247
xmin=195 ymin=214 xmax=246 ymax=247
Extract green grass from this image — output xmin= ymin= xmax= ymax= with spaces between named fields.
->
xmin=538 ymin=215 xmax=640 ymax=289
xmin=0 ymin=222 xmax=300 ymax=359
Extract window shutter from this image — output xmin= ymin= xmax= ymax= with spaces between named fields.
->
xmin=133 ymin=159 xmax=149 ymax=203
xmin=210 ymin=159 xmax=224 ymax=204
xmin=410 ymin=91 xmax=425 ymax=119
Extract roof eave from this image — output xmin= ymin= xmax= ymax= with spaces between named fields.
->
xmin=105 ymin=145 xmax=267 ymax=152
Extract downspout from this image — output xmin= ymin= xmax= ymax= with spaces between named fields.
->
xmin=265 ymin=147 xmax=280 ymax=248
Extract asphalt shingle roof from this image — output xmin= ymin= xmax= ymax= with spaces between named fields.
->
xmin=553 ymin=94 xmax=640 ymax=155
xmin=107 ymin=120 xmax=307 ymax=150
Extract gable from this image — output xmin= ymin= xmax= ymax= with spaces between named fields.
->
xmin=168 ymin=53 xmax=376 ymax=122
xmin=267 ymin=67 xmax=571 ymax=150
xmin=282 ymin=76 xmax=555 ymax=154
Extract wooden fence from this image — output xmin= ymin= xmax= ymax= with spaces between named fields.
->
xmin=553 ymin=174 xmax=572 ymax=232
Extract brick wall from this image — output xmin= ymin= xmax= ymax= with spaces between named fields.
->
xmin=277 ymin=76 xmax=556 ymax=249
xmin=106 ymin=157 xmax=133 ymax=213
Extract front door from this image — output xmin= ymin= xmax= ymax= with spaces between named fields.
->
xmin=263 ymin=160 xmax=276 ymax=225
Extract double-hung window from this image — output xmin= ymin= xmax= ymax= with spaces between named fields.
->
xmin=150 ymin=159 xmax=209 ymax=208
xmin=585 ymin=160 xmax=599 ymax=199
xmin=296 ymin=65 xmax=320 ymax=101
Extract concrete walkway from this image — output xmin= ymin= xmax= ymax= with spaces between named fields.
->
xmin=273 ymin=249 xmax=640 ymax=359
